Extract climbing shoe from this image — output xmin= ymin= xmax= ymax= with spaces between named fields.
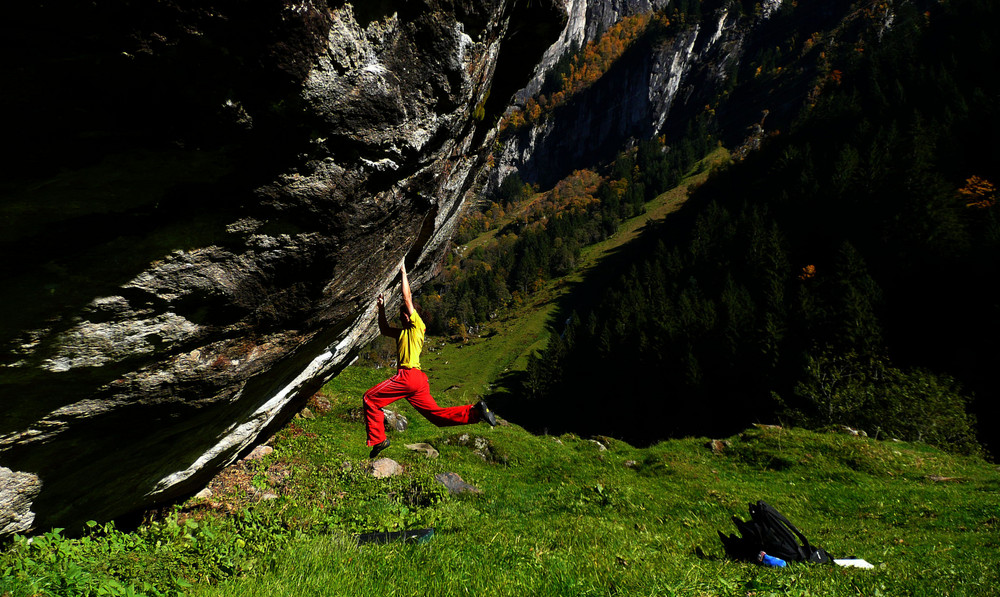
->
xmin=475 ymin=400 xmax=497 ymax=427
xmin=369 ymin=438 xmax=391 ymax=459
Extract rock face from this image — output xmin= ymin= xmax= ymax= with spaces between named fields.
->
xmin=0 ymin=0 xmax=565 ymax=537
xmin=516 ymin=0 xmax=671 ymax=102
xmin=497 ymin=1 xmax=753 ymax=189
xmin=495 ymin=0 xmax=866 ymax=189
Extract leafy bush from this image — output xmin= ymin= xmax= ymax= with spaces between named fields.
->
xmin=0 ymin=507 xmax=298 ymax=597
xmin=788 ymin=350 xmax=980 ymax=455
xmin=0 ymin=525 xmax=177 ymax=597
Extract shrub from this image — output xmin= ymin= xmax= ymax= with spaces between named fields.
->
xmin=787 ymin=350 xmax=980 ymax=455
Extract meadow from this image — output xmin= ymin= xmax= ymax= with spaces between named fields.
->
xmin=4 ymin=361 xmax=998 ymax=596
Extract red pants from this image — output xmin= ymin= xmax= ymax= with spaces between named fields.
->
xmin=363 ymin=368 xmax=477 ymax=445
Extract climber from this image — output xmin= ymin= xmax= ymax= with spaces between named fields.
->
xmin=363 ymin=262 xmax=497 ymax=458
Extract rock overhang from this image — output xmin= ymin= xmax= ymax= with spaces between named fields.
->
xmin=0 ymin=0 xmax=566 ymax=537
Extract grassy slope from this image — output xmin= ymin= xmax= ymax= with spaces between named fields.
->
xmin=197 ymin=148 xmax=998 ymax=596
xmin=197 ymin=373 xmax=1000 ymax=596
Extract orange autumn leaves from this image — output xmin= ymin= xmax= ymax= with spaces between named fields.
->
xmin=793 ymin=176 xmax=994 ymax=282
xmin=958 ymin=175 xmax=996 ymax=209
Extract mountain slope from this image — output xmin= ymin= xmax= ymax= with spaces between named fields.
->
xmin=524 ymin=0 xmax=999 ymax=454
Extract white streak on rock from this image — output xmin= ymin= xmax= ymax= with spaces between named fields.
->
xmin=148 ymin=318 xmax=364 ymax=497
xmin=652 ymin=28 xmax=700 ymax=133
xmin=708 ymin=9 xmax=727 ymax=48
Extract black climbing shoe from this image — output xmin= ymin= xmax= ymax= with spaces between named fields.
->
xmin=475 ymin=400 xmax=497 ymax=427
xmin=369 ymin=438 xmax=391 ymax=459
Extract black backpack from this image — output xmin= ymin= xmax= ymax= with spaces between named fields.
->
xmin=718 ymin=500 xmax=832 ymax=564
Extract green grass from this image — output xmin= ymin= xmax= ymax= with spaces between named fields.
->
xmin=4 ymin=369 xmax=997 ymax=596
xmin=198 ymin=411 xmax=1000 ymax=597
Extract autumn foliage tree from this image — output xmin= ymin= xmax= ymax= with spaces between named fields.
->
xmin=501 ymin=12 xmax=668 ymax=131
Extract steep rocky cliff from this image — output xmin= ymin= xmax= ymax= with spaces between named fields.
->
xmin=0 ymin=0 xmax=565 ymax=537
xmin=496 ymin=0 xmax=879 ymax=189
xmin=516 ymin=0 xmax=671 ymax=102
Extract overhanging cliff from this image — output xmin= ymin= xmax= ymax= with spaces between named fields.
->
xmin=0 ymin=0 xmax=565 ymax=537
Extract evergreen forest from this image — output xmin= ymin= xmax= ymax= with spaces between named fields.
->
xmin=420 ymin=0 xmax=999 ymax=456
xmin=518 ymin=0 xmax=999 ymax=455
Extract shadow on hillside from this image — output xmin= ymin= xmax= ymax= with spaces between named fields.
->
xmin=483 ymin=197 xmax=741 ymax=447
xmin=487 ymin=311 xmax=759 ymax=449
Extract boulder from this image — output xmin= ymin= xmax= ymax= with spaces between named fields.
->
xmin=0 ymin=0 xmax=566 ymax=537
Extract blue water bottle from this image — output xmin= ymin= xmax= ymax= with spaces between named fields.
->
xmin=757 ymin=551 xmax=787 ymax=567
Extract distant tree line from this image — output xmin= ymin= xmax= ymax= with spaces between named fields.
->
xmin=526 ymin=0 xmax=998 ymax=455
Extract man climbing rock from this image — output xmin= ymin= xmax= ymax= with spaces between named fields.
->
xmin=363 ymin=262 xmax=497 ymax=458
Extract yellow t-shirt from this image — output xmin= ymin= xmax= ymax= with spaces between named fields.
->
xmin=397 ymin=310 xmax=426 ymax=369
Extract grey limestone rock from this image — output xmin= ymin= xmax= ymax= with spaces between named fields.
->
xmin=494 ymin=0 xmax=882 ymax=191
xmin=434 ymin=473 xmax=483 ymax=495
xmin=434 ymin=471 xmax=482 ymax=495
xmin=383 ymin=408 xmax=409 ymax=432
xmin=0 ymin=467 xmax=42 ymax=536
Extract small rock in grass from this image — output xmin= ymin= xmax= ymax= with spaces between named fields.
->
xmin=371 ymin=458 xmax=403 ymax=479
xmin=434 ymin=472 xmax=481 ymax=495
xmin=405 ymin=443 xmax=439 ymax=458
xmin=383 ymin=408 xmax=409 ymax=432
xmin=706 ymin=439 xmax=731 ymax=454
xmin=928 ymin=475 xmax=960 ymax=483
xmin=244 ymin=445 xmax=273 ymax=461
